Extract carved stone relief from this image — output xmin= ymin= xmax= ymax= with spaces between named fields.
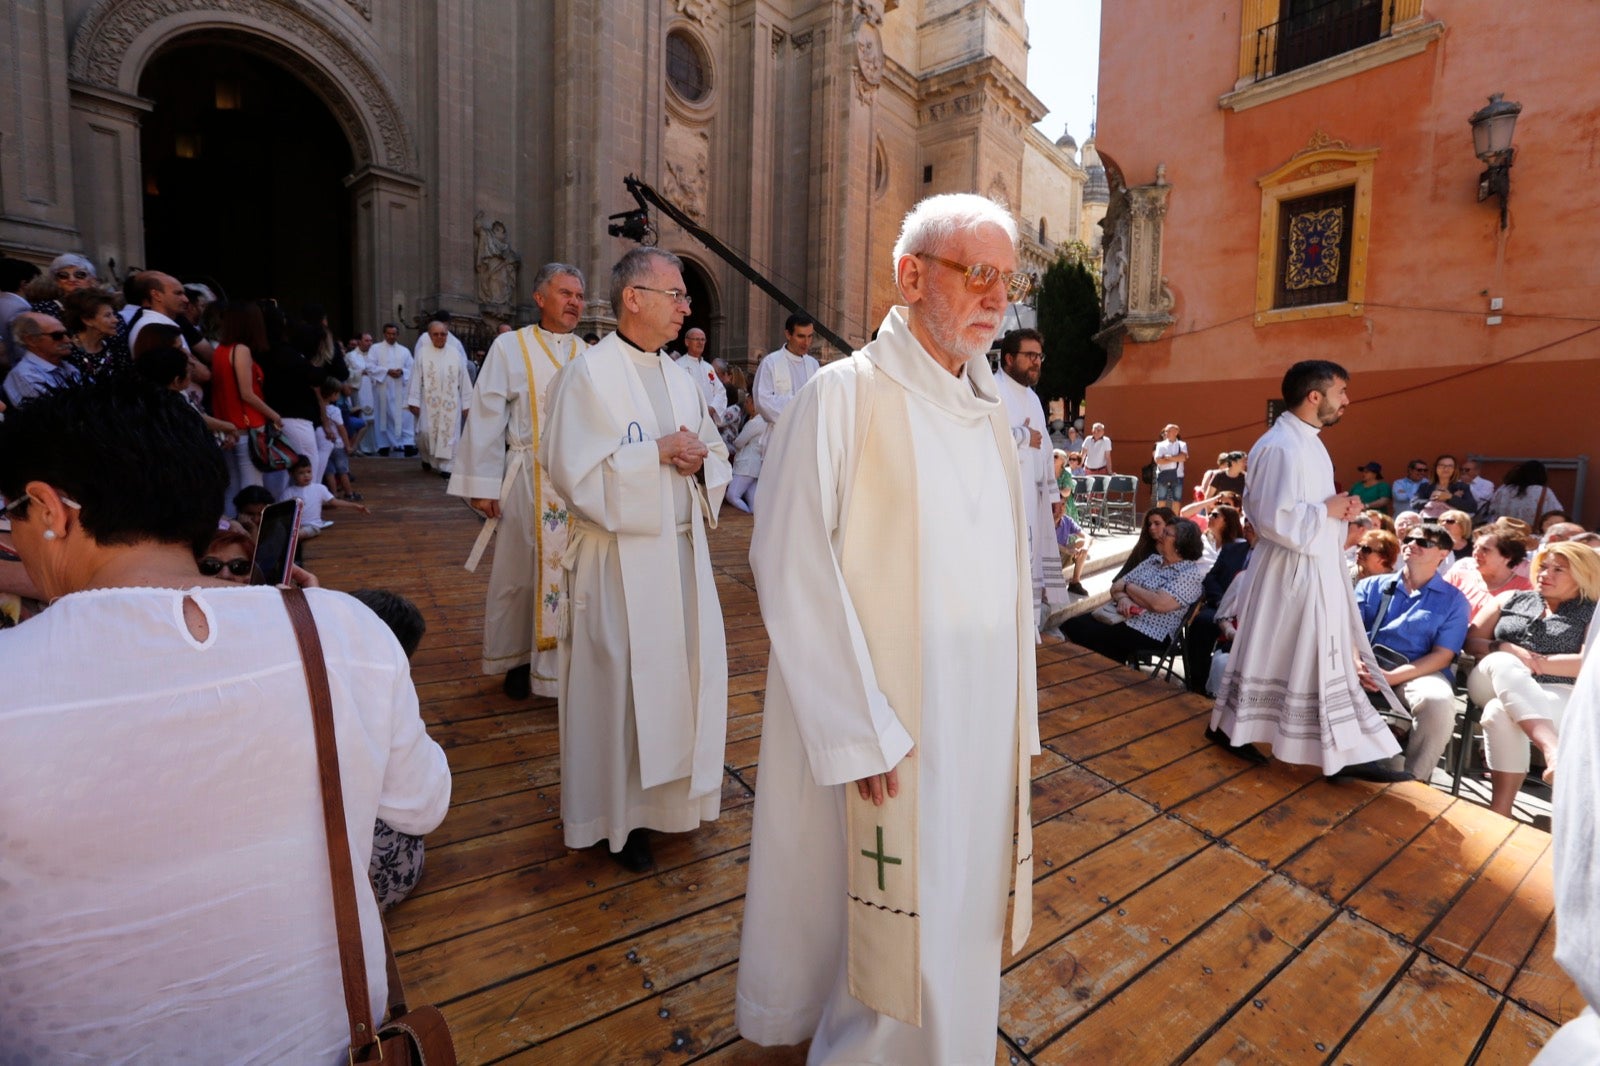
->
xmin=675 ymin=0 xmax=717 ymax=27
xmin=853 ymin=1 xmax=885 ymax=104
xmin=663 ymin=115 xmax=711 ymax=223
xmin=68 ymin=0 xmax=415 ymax=172
xmin=986 ymin=173 xmax=1011 ymax=211
xmin=345 ymin=0 xmax=370 ymax=19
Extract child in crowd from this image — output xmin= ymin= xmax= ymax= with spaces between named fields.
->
xmin=350 ymin=588 xmax=432 ymax=911
xmin=280 ymin=455 xmax=369 ymax=538
xmin=231 ymin=484 xmax=275 ymax=538
xmin=318 ymin=380 xmax=359 ymax=501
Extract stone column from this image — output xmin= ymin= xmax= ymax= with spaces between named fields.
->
xmin=347 ymin=165 xmax=425 ymax=335
xmin=0 ymin=0 xmax=81 ymax=257
xmin=428 ymin=0 xmax=477 ymax=314
xmin=66 ymin=82 xmax=150 ymax=275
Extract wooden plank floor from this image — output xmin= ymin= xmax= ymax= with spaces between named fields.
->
xmin=309 ymin=456 xmax=1584 ymax=1065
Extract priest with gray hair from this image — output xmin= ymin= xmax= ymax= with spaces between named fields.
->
xmin=736 ymin=193 xmax=1039 ymax=1062
xmin=538 ymin=246 xmax=731 ymax=872
xmin=449 ymin=262 xmax=589 ymax=699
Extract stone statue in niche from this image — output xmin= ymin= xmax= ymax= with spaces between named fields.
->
xmin=474 ymin=211 xmax=520 ymax=309
xmin=1103 ymin=219 xmax=1129 ymax=320
xmin=853 ymin=1 xmax=885 ymax=103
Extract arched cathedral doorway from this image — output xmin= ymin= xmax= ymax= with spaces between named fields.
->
xmin=138 ymin=40 xmax=353 ymax=332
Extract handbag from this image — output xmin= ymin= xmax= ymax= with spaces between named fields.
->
xmin=1139 ymin=461 xmax=1158 ymax=486
xmin=248 ymin=423 xmax=299 ymax=473
xmin=281 ymin=588 xmax=458 ymax=1065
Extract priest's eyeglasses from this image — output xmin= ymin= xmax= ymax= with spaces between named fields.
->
xmin=915 ymin=253 xmax=1034 ymax=302
xmin=631 ymin=285 xmax=693 ymax=307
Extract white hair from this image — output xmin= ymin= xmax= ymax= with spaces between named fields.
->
xmin=891 ymin=193 xmax=1018 ymax=271
xmin=49 ymin=253 xmax=95 ymax=277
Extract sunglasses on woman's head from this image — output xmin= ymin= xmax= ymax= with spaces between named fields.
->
xmin=198 ymin=556 xmax=253 ymax=577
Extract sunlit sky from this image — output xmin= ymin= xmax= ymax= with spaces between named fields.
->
xmin=1024 ymin=1 xmax=1104 ymax=151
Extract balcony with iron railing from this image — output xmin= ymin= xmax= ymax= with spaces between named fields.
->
xmin=1250 ymin=0 xmax=1392 ymax=79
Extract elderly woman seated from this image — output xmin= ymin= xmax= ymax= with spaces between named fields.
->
xmin=1063 ymin=519 xmax=1207 ymax=661
xmin=0 ymin=375 xmax=451 ymax=1059
xmin=1352 ymin=528 xmax=1400 ymax=583
xmin=1465 ymin=540 xmax=1599 ymax=816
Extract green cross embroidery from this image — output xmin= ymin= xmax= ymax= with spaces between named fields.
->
xmin=860 ymin=825 xmax=903 ymax=891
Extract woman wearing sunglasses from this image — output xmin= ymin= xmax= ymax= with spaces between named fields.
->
xmin=0 ymin=374 xmax=449 ymax=1060
xmin=25 ymin=253 xmax=101 ymax=321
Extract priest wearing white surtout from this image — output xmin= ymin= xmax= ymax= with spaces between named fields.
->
xmin=736 ymin=194 xmax=1039 ymax=1064
xmin=539 ymin=247 xmax=730 ymax=873
xmin=407 ymin=318 xmax=472 ymax=476
xmin=1209 ymin=360 xmax=1408 ymax=782
xmin=449 ymin=263 xmax=587 ymax=700
xmin=997 ymin=327 xmax=1069 ymax=634
xmin=674 ymin=327 xmax=728 ymax=427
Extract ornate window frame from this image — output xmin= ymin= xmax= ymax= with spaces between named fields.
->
xmin=1254 ymin=141 xmax=1377 ymax=326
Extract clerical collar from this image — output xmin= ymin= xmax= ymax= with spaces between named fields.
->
xmin=616 ymin=329 xmax=655 ymax=354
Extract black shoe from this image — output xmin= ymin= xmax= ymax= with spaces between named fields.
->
xmin=1331 ymin=760 xmax=1412 ymax=783
xmin=1205 ymin=726 xmax=1269 ymax=764
xmin=403 ymin=445 xmax=418 ymax=458
xmin=502 ymin=664 xmax=531 ymax=700
xmin=613 ymin=829 xmax=654 ymax=873
xmin=1067 ymin=581 xmax=1089 ymax=596
xmin=377 ymin=447 xmax=391 ymax=457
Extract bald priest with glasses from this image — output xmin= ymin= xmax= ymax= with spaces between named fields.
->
xmin=538 ymin=246 xmax=731 ymax=874
xmin=737 ymin=193 xmax=1040 ymax=1064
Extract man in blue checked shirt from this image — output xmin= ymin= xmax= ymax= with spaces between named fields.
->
xmin=1355 ymin=521 xmax=1471 ymax=779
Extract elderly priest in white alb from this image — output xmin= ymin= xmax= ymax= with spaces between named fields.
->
xmin=449 ymin=263 xmax=587 ymax=700
xmin=736 ymin=194 xmax=1039 ymax=1064
xmin=539 ymin=247 xmax=731 ymax=873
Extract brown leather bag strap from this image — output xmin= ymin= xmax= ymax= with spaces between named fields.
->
xmin=281 ymin=587 xmax=379 ymax=1057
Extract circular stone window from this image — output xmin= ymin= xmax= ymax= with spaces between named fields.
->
xmin=666 ymin=29 xmax=712 ymax=105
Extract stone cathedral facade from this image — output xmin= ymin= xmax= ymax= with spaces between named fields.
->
xmin=1 ymin=0 xmax=1092 ymax=362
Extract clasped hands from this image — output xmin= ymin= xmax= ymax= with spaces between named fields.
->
xmin=657 ymin=425 xmax=708 ymax=475
xmin=1325 ymin=493 xmax=1365 ymax=522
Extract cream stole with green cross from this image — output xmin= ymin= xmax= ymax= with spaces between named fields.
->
xmin=839 ymin=351 xmax=1038 ymax=1027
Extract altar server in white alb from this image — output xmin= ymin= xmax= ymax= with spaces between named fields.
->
xmin=997 ymin=327 xmax=1069 ymax=635
xmin=539 ymin=247 xmax=731 ymax=873
xmin=1209 ymin=360 xmax=1407 ymax=781
xmin=753 ymin=313 xmax=820 ymax=435
xmin=368 ymin=323 xmax=413 ymax=455
xmin=407 ymin=318 xmax=473 ymax=476
xmin=736 ymin=194 xmax=1039 ymax=1064
xmin=449 ymin=263 xmax=587 ymax=700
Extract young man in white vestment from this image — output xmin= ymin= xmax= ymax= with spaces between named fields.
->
xmin=753 ymin=313 xmax=821 ymax=434
xmin=368 ymin=323 xmax=414 ymax=456
xmin=407 ymin=319 xmax=472 ymax=477
xmin=1208 ymin=360 xmax=1410 ymax=782
xmin=449 ymin=263 xmax=587 ymax=700
xmin=539 ymin=247 xmax=731 ymax=873
xmin=736 ymin=194 xmax=1040 ymax=1064
xmin=343 ymin=332 xmax=377 ymax=454
xmin=997 ymin=327 xmax=1069 ymax=635
xmin=1531 ymin=622 xmax=1600 ymax=1063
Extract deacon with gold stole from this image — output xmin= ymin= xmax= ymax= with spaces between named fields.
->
xmin=735 ymin=194 xmax=1039 ymax=1063
xmin=449 ymin=263 xmax=587 ymax=700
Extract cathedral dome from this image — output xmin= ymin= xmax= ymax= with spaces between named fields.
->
xmin=1081 ymin=136 xmax=1109 ymax=205
xmin=1054 ymin=124 xmax=1078 ymax=153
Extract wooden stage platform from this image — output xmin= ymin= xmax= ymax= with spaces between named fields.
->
xmin=309 ymin=456 xmax=1583 ymax=1065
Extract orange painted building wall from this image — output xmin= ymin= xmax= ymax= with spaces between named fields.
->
xmin=1091 ymin=1 xmax=1600 ymax=516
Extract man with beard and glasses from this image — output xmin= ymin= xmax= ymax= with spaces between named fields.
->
xmin=997 ymin=327 xmax=1068 ymax=634
xmin=737 ymin=193 xmax=1039 ymax=1063
xmin=1208 ymin=360 xmax=1408 ymax=782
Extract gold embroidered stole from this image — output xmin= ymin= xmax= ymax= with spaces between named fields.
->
xmin=839 ymin=354 xmax=1036 ymax=1027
